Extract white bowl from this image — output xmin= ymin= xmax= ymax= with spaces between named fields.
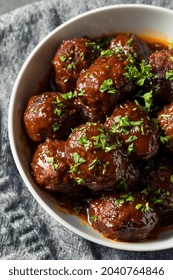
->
xmin=9 ymin=4 xmax=173 ymax=251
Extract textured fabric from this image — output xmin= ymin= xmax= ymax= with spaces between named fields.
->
xmin=1 ymin=0 xmax=173 ymax=260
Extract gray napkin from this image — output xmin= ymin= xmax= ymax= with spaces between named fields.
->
xmin=1 ymin=0 xmax=173 ymax=260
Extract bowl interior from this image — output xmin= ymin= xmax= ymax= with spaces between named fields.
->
xmin=9 ymin=4 xmax=173 ymax=251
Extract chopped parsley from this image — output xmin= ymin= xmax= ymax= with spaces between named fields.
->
xmin=170 ymin=175 xmax=173 ymax=183
xmin=99 ymin=79 xmax=117 ymax=94
xmin=161 ymin=114 xmax=170 ymax=120
xmin=67 ymin=62 xmax=76 ymax=70
xmin=166 ymin=69 xmax=173 ymax=81
xmin=91 ymin=133 xmax=107 ymax=150
xmin=114 ymin=193 xmax=134 ymax=205
xmin=102 ymin=161 xmax=110 ymax=175
xmin=78 ymin=136 xmax=91 ymax=149
xmin=75 ymin=177 xmax=85 ymax=185
xmin=140 ymin=90 xmax=153 ymax=112
xmin=127 ymin=143 xmax=134 ymax=154
xmin=59 ymin=54 xmax=66 ymax=62
xmin=70 ymin=152 xmax=86 ymax=173
xmin=110 ymin=116 xmax=144 ymax=135
xmin=61 ymin=91 xmax=74 ymax=100
xmin=160 ymin=135 xmax=170 ymax=143
xmin=52 ymin=123 xmax=60 ymax=132
xmin=47 ymin=157 xmax=58 ymax=170
xmin=101 ymin=49 xmax=115 ymax=56
xmin=126 ymin=37 xmax=133 ymax=47
xmin=54 ymin=107 xmax=62 ymax=116
xmin=125 ymin=135 xmax=138 ymax=143
xmin=124 ymin=60 xmax=152 ymax=86
xmin=88 ymin=158 xmax=99 ymax=170
xmin=135 ymin=202 xmax=150 ymax=212
xmin=90 ymin=215 xmax=98 ymax=222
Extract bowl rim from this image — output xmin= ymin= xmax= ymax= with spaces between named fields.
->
xmin=8 ymin=3 xmax=173 ymax=252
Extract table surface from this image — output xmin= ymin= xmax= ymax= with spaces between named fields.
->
xmin=0 ymin=0 xmax=41 ymax=15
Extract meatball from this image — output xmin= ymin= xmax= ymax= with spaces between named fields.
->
xmin=104 ymin=101 xmax=159 ymax=159
xmin=142 ymin=157 xmax=173 ymax=212
xmin=157 ymin=102 xmax=173 ymax=153
xmin=65 ymin=122 xmax=125 ymax=191
xmin=88 ymin=193 xmax=159 ymax=242
xmin=52 ymin=38 xmax=100 ymax=92
xmin=76 ymin=54 xmax=136 ymax=122
xmin=23 ymin=92 xmax=79 ymax=141
xmin=147 ymin=49 xmax=173 ymax=105
xmin=110 ymin=33 xmax=152 ymax=62
xmin=31 ymin=138 xmax=79 ymax=194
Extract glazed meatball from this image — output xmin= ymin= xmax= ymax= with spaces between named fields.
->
xmin=23 ymin=92 xmax=79 ymax=141
xmin=147 ymin=49 xmax=173 ymax=105
xmin=31 ymin=138 xmax=79 ymax=194
xmin=65 ymin=122 xmax=125 ymax=191
xmin=76 ymin=54 xmax=136 ymax=122
xmin=52 ymin=38 xmax=100 ymax=92
xmin=88 ymin=193 xmax=159 ymax=242
xmin=157 ymin=102 xmax=173 ymax=153
xmin=104 ymin=101 xmax=159 ymax=159
xmin=110 ymin=33 xmax=152 ymax=62
xmin=142 ymin=158 xmax=173 ymax=212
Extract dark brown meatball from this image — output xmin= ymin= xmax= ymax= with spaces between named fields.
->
xmin=52 ymin=38 xmax=100 ymax=92
xmin=157 ymin=102 xmax=173 ymax=153
xmin=142 ymin=158 xmax=173 ymax=212
xmin=147 ymin=49 xmax=173 ymax=105
xmin=65 ymin=122 xmax=125 ymax=191
xmin=76 ymin=54 xmax=136 ymax=122
xmin=31 ymin=138 xmax=78 ymax=194
xmin=110 ymin=33 xmax=152 ymax=62
xmin=104 ymin=101 xmax=159 ymax=159
xmin=23 ymin=92 xmax=79 ymax=141
xmin=88 ymin=193 xmax=160 ymax=242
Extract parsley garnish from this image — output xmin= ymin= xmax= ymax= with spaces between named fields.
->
xmin=126 ymin=37 xmax=133 ymax=47
xmin=88 ymin=158 xmax=99 ymax=170
xmin=125 ymin=135 xmax=138 ymax=143
xmin=140 ymin=90 xmax=153 ymax=112
xmin=160 ymin=135 xmax=170 ymax=143
xmin=61 ymin=91 xmax=74 ymax=100
xmin=67 ymin=63 xmax=76 ymax=70
xmin=75 ymin=177 xmax=85 ymax=185
xmin=70 ymin=153 xmax=86 ymax=173
xmin=90 ymin=215 xmax=98 ymax=222
xmin=59 ymin=54 xmax=66 ymax=61
xmin=110 ymin=116 xmax=143 ymax=135
xmin=170 ymin=175 xmax=173 ymax=183
xmin=101 ymin=49 xmax=115 ymax=56
xmin=99 ymin=79 xmax=117 ymax=94
xmin=102 ymin=161 xmax=110 ymax=175
xmin=114 ymin=193 xmax=134 ymax=205
xmin=124 ymin=60 xmax=152 ymax=86
xmin=78 ymin=136 xmax=91 ymax=149
xmin=52 ymin=123 xmax=60 ymax=132
xmin=54 ymin=108 xmax=62 ymax=116
xmin=161 ymin=114 xmax=170 ymax=120
xmin=135 ymin=202 xmax=150 ymax=212
xmin=127 ymin=143 xmax=134 ymax=154
xmin=166 ymin=70 xmax=173 ymax=81
xmin=47 ymin=157 xmax=58 ymax=170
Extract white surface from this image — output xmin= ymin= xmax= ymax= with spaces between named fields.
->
xmin=8 ymin=4 xmax=173 ymax=251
